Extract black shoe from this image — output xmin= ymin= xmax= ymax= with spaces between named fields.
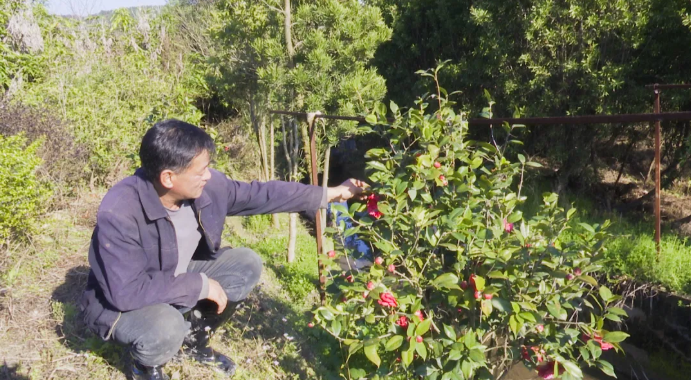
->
xmin=182 ymin=303 xmax=238 ymax=377
xmin=183 ymin=343 xmax=237 ymax=376
xmin=130 ymin=360 xmax=169 ymax=380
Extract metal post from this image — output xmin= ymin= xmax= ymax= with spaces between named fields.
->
xmin=307 ymin=112 xmax=326 ymax=304
xmin=654 ymin=87 xmax=661 ymax=256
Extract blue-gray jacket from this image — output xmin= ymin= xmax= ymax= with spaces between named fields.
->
xmin=80 ymin=168 xmax=324 ymax=340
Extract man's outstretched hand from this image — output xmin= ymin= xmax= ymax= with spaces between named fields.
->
xmin=327 ymin=178 xmax=369 ymax=203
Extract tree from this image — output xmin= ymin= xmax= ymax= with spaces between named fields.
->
xmin=369 ymin=0 xmax=691 ymax=193
xmin=211 ymin=0 xmax=391 ymax=261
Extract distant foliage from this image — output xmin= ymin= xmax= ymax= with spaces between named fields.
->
xmin=14 ymin=5 xmax=206 ymax=184
xmin=0 ymin=134 xmax=51 ymax=243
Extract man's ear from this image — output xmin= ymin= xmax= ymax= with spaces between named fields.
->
xmin=159 ymin=169 xmax=175 ymax=190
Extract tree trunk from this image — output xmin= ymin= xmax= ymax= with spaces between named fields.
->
xmin=271 ymin=116 xmax=279 ymax=229
xmin=249 ymin=95 xmax=269 ymax=181
xmin=287 ymin=212 xmax=297 ymax=262
xmin=284 ymin=0 xmax=295 ymax=67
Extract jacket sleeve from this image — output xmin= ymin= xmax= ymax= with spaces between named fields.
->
xmin=88 ymin=211 xmax=203 ymax=312
xmin=225 ymin=178 xmax=325 ymax=217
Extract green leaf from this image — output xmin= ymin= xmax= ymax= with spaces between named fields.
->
xmin=415 ymin=318 xmax=432 ymax=336
xmin=603 ymin=331 xmax=629 ymax=343
xmin=509 ymin=315 xmax=521 ymax=336
xmin=320 ymin=309 xmax=334 ymax=320
xmin=597 ymin=360 xmax=616 ymax=377
xmin=432 ymin=273 xmax=460 ymax=289
xmin=332 ymin=319 xmax=341 ymax=336
xmin=390 ymin=101 xmax=399 ymax=114
xmin=367 ymin=161 xmax=387 ymax=172
xmin=349 ymin=342 xmax=363 ymax=356
xmin=364 ymin=344 xmax=381 ymax=367
xmin=491 ymin=298 xmax=512 ymax=313
xmin=472 ymin=276 xmax=486 ymax=292
xmin=579 ymin=223 xmax=596 ymax=233
xmin=561 ymin=360 xmax=583 ymax=378
xmin=578 ymin=275 xmax=599 ymax=287
xmin=444 ymin=324 xmax=457 ymax=341
xmin=365 ymin=114 xmax=377 ymax=125
xmin=481 ymin=299 xmax=493 ymax=316
xmin=415 ymin=341 xmax=428 ymax=360
xmin=517 ymin=154 xmax=525 ymax=164
xmin=507 ymin=211 xmax=523 ymax=223
xmin=448 ymin=349 xmax=462 ymax=361
xmin=408 ymin=188 xmax=417 ymax=201
xmin=599 ymin=286 xmax=613 ymax=303
xmin=607 ymin=307 xmax=629 ymax=317
xmin=469 ymin=348 xmax=484 ymax=362
xmin=402 ymin=348 xmax=414 ymax=367
xmin=385 ymin=335 xmax=404 ymax=351
xmin=567 ymin=207 xmax=577 ymax=220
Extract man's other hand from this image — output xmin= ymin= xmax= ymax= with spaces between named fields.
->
xmin=327 ymin=179 xmax=369 ymax=203
xmin=207 ymin=278 xmax=228 ymax=314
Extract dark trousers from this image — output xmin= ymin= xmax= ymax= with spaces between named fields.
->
xmin=110 ymin=247 xmax=262 ymax=366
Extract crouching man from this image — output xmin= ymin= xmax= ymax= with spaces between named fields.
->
xmin=80 ymin=119 xmax=365 ymax=379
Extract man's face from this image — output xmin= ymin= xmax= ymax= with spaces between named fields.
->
xmin=169 ymin=150 xmax=212 ymax=200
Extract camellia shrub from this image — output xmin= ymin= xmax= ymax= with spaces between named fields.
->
xmin=312 ymin=69 xmax=628 ymax=380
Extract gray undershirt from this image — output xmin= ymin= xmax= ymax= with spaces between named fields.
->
xmin=166 ymin=200 xmax=209 ymax=300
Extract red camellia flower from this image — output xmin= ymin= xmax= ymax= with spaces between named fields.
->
xmin=484 ymin=293 xmax=493 ymax=300
xmin=224 ymin=146 xmax=230 ymax=152
xmin=531 ymin=346 xmax=545 ymax=363
xmin=521 ymin=346 xmax=530 ymax=360
xmin=374 ymin=257 xmax=383 ymax=265
xmin=469 ymin=274 xmax=476 ymax=288
xmin=345 ymin=275 xmax=354 ymax=283
xmin=574 ymin=267 xmax=582 ymax=276
xmin=414 ymin=310 xmax=425 ymax=321
xmin=439 ymin=175 xmax=448 ymax=186
xmin=308 ymin=322 xmax=314 ymax=328
xmin=582 ymin=333 xmax=614 ymax=351
xmin=367 ymin=194 xmax=383 ymax=219
xmin=434 ymin=162 xmax=441 ymax=168
xmin=327 ymin=250 xmax=336 ymax=258
xmin=367 ymin=281 xmax=375 ymax=291
xmin=537 ymin=362 xmax=565 ymax=379
xmin=378 ymin=292 xmax=398 ymax=307
xmin=566 ymin=273 xmax=575 ymax=281
xmin=395 ymin=315 xmax=408 ymax=328
xmin=416 ymin=336 xmax=423 ymax=343
xmin=503 ymin=218 xmax=514 ymax=233
xmin=474 ymin=290 xmax=482 ymax=299
xmin=536 ymin=324 xmax=545 ymax=333
xmin=388 ymin=264 xmax=395 ymax=273
xmin=460 ymin=280 xmax=468 ymax=290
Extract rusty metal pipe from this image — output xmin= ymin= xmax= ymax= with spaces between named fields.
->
xmin=654 ymin=90 xmax=662 ymax=256
xmin=270 ymin=109 xmax=691 ymax=126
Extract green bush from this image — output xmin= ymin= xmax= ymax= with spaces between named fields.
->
xmin=312 ymin=68 xmax=626 ymax=380
xmin=0 ymin=134 xmax=51 ymax=243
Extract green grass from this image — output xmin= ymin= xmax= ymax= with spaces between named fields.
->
xmin=553 ymin=203 xmax=691 ymax=294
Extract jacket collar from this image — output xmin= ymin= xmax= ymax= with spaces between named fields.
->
xmin=134 ymin=168 xmax=212 ymax=221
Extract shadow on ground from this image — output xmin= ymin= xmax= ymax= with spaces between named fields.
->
xmin=0 ymin=363 xmax=30 ymax=380
xmin=229 ymin=281 xmax=343 ymax=380
xmin=51 ymin=265 xmax=128 ymax=377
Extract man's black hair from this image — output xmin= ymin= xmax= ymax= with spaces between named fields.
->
xmin=139 ymin=119 xmax=216 ymax=182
